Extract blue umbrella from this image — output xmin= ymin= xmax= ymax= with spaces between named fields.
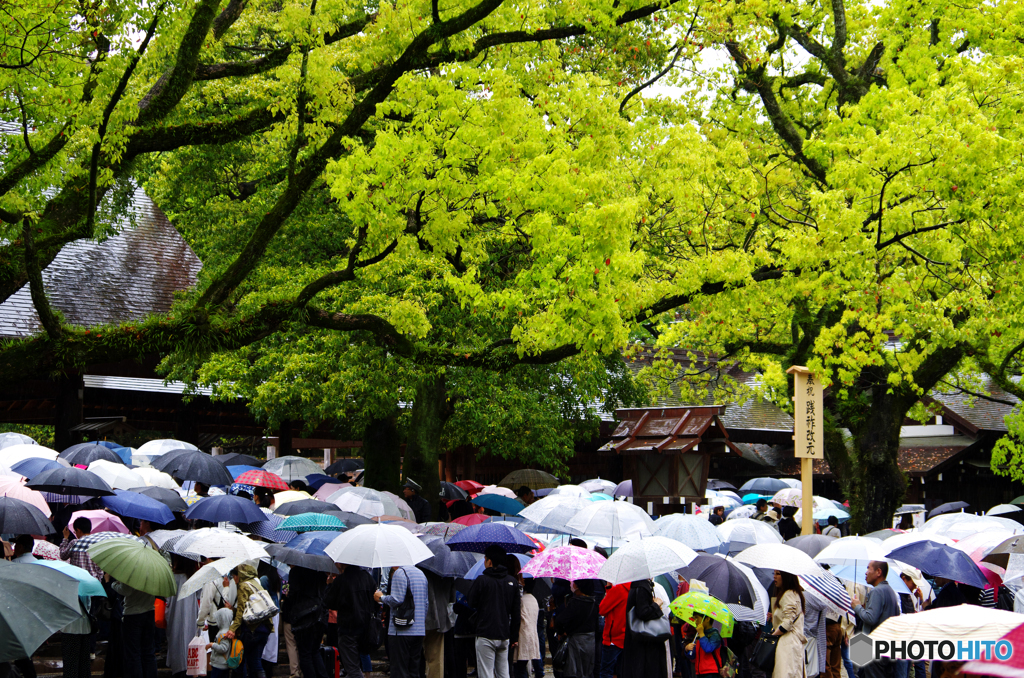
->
xmin=10 ymin=458 xmax=63 ymax=480
xmin=418 ymin=536 xmax=481 ymax=577
xmin=464 ymin=552 xmax=530 ymax=579
xmin=265 ymin=531 xmax=342 ymax=573
xmin=471 ymin=494 xmax=524 ymax=516
xmin=183 ymin=495 xmax=268 ymax=523
xmin=88 ymin=441 xmax=131 ymax=463
xmin=446 ymin=523 xmax=537 ymax=554
xmin=885 ymin=541 xmax=989 ymax=588
xmin=227 ymin=465 xmax=262 ymax=479
xmin=305 ymin=474 xmax=334 ymax=490
xmin=34 ymin=561 xmax=106 ymax=598
xmin=590 ymin=493 xmax=614 ymax=501
xmin=742 ymin=493 xmax=772 ymax=505
xmin=101 ymin=490 xmax=175 ymax=524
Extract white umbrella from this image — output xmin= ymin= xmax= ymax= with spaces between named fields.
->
xmin=0 ymin=432 xmax=36 ymax=449
xmin=706 ymin=490 xmax=741 ymax=509
xmin=870 ymin=604 xmax=1022 ymax=644
xmin=136 ymin=439 xmax=198 ymax=456
xmin=580 ymin=479 xmax=617 ymax=494
xmin=87 ymin=460 xmax=145 ymax=491
xmin=813 ymin=536 xmax=888 ymax=566
xmin=325 ymin=523 xmax=434 ymax=567
xmin=717 ymin=518 xmax=783 ymax=553
xmin=381 ymin=491 xmax=415 ymax=520
xmin=133 ymin=468 xmax=180 ymax=490
xmin=727 ymin=505 xmax=758 ymax=521
xmin=880 ymin=531 xmax=956 ymax=552
xmin=262 ymin=456 xmax=323 ymax=482
xmin=478 ymin=485 xmax=517 ymax=499
xmin=0 ymin=444 xmax=58 ymax=466
xmin=921 ymin=513 xmax=1024 ymax=541
xmin=548 ymin=485 xmax=592 ymax=499
xmin=565 ymin=501 xmax=656 ymax=540
xmin=735 ymin=543 xmax=825 ymax=577
xmin=953 ymin=531 xmax=1017 ymax=562
xmin=598 ymin=536 xmax=698 ymax=585
xmin=328 ymin=487 xmax=391 ymax=518
xmin=175 ymin=528 xmax=268 ymax=561
xmin=520 ymin=495 xmax=596 ymax=534
xmin=178 ymin=556 xmax=249 ymax=598
xmin=653 ymin=514 xmax=725 ymax=552
xmin=779 ymin=478 xmax=802 ymax=489
xmin=771 ymin=488 xmax=804 ymax=507
xmin=987 ymin=504 xmax=1024 ymax=516
xmin=147 ymin=529 xmax=188 ymax=549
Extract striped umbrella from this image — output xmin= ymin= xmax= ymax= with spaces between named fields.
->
xmin=799 ymin=570 xmax=853 ymax=615
xmin=66 ymin=531 xmax=147 ymax=553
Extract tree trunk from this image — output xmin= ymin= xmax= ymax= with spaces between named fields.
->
xmin=403 ymin=374 xmax=451 ymax=521
xmin=362 ymin=411 xmax=402 ymax=495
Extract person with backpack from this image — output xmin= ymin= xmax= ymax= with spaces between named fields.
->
xmin=327 ymin=562 xmax=379 ymax=678
xmin=375 ymin=564 xmax=428 ymax=678
xmin=205 ymin=608 xmax=241 ymax=678
xmin=225 ymin=564 xmax=277 ymax=678
xmin=684 ymin=612 xmax=723 ymax=678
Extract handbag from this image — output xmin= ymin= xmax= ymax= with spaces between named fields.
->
xmin=628 ymin=608 xmax=672 ymax=642
xmin=242 ymin=581 xmax=280 ymax=625
xmin=751 ymin=627 xmax=779 ymax=672
xmin=552 ymin=641 xmax=569 ymax=672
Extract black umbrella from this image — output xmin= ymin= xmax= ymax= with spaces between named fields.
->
xmin=677 ymin=554 xmax=755 ymax=607
xmin=440 ymin=482 xmax=469 ymax=501
xmin=215 ymin=453 xmax=263 ymax=468
xmin=26 ymin=467 xmax=115 ymax=496
xmin=59 ymin=443 xmax=124 ymax=467
xmin=272 ymin=499 xmax=336 ymax=516
xmin=152 ymin=450 xmax=234 ymax=486
xmin=324 ymin=458 xmax=363 ymax=475
xmin=737 ymin=478 xmax=791 ymax=494
xmin=127 ymin=487 xmax=189 ymax=512
xmin=707 ymin=479 xmax=737 ymax=491
xmin=927 ymin=501 xmax=970 ymax=519
xmin=0 ymin=497 xmax=54 ymax=534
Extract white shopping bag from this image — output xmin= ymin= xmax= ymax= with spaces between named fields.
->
xmin=186 ymin=630 xmax=209 ymax=676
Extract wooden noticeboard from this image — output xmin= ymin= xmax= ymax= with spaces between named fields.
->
xmin=789 ymin=366 xmax=823 ymax=459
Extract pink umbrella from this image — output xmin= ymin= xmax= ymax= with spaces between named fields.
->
xmin=978 ymin=561 xmax=1004 ymax=589
xmin=314 ymin=482 xmax=350 ymax=501
xmin=69 ymin=509 xmax=129 ymax=534
xmin=521 ymin=545 xmax=606 ymax=581
xmin=33 ymin=539 xmax=60 ymax=560
xmin=452 ymin=513 xmax=489 ymax=526
xmin=0 ymin=477 xmax=51 ymax=516
xmin=962 ymin=621 xmax=1024 ymax=677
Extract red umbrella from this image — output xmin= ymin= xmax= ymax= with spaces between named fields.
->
xmin=235 ymin=470 xmax=289 ymax=491
xmin=455 ymin=480 xmax=485 ymax=495
xmin=452 ymin=513 xmax=488 ymax=526
xmin=962 ymin=621 xmax=1024 ymax=677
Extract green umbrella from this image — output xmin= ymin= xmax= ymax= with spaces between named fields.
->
xmin=497 ymin=469 xmax=560 ymax=490
xmin=0 ymin=560 xmax=84 ymax=661
xmin=88 ymin=537 xmax=177 ymax=597
xmin=670 ymin=591 xmax=736 ymax=638
xmin=1011 ymin=495 xmax=1024 ymax=505
xmin=278 ymin=512 xmax=347 ymax=532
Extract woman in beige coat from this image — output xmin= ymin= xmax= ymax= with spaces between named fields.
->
xmin=513 ymin=578 xmax=541 ymax=678
xmin=771 ymin=570 xmax=807 ymax=678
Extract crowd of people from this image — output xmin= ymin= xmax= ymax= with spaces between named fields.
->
xmin=2 ymin=447 xmax=1022 ymax=678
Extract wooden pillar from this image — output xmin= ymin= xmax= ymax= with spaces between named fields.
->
xmin=54 ymin=372 xmax=84 ymax=451
xmin=277 ymin=420 xmax=293 ymax=456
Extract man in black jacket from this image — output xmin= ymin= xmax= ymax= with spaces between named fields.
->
xmin=327 ymin=563 xmax=378 ymax=678
xmin=403 ymin=478 xmax=432 ymax=523
xmin=467 ymin=545 xmax=522 ymax=678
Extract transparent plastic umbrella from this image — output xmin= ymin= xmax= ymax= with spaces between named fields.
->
xmin=598 ymin=536 xmax=698 ymax=585
xmin=564 ymin=501 xmax=656 ymax=540
xmin=654 ymin=514 xmax=725 ymax=552
xmin=519 ymin=495 xmax=594 ymax=534
xmin=325 ymin=523 xmax=434 ymax=567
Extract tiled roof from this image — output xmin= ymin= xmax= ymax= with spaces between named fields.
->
xmin=732 ymin=443 xmax=789 ymax=467
xmin=0 ymin=189 xmax=201 ymax=337
xmin=928 ymin=376 xmax=1019 ymax=433
xmin=772 ymin=434 xmax=977 ymax=477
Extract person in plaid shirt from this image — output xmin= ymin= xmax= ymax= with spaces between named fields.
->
xmin=59 ymin=517 xmax=103 ymax=578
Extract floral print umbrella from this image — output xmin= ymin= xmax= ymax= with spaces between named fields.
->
xmin=520 ymin=545 xmax=606 ymax=581
xmin=670 ymin=591 xmax=735 ymax=638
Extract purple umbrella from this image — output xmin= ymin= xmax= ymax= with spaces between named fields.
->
xmin=613 ymin=480 xmax=632 ymax=497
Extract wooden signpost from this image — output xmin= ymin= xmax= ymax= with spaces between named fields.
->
xmin=786 ymin=365 xmax=823 ymax=536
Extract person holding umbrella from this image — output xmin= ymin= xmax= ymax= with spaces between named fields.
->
xmin=851 ymin=562 xmax=899 ymax=678
xmin=325 ymin=562 xmax=377 ymax=678
xmin=553 ymin=579 xmax=598 ymax=678
xmin=515 ymin=487 xmax=535 ymax=508
xmin=109 ymin=572 xmax=158 ymax=678
xmin=465 ymin=544 xmax=522 ymax=678
xmin=621 ymin=578 xmax=668 ymax=678
xmin=684 ymin=612 xmax=723 ymax=678
xmin=402 ymin=478 xmax=432 ymax=523
xmin=12 ymin=535 xmax=36 ymax=563
xmin=60 ymin=518 xmax=103 ymax=579
xmin=770 ymin=570 xmax=806 ymax=678
xmin=374 ymin=562 xmax=429 ymax=678
xmin=225 ymin=564 xmax=274 ymax=678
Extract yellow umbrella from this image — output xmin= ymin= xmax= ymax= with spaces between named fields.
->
xmin=272 ymin=490 xmax=312 ymax=509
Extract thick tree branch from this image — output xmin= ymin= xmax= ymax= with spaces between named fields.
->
xmin=212 ymin=0 xmax=247 ymax=39
xmin=136 ymin=0 xmax=221 ymax=124
xmin=125 ymin=108 xmax=287 ymax=156
xmin=22 ymin=219 xmax=63 ymax=339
